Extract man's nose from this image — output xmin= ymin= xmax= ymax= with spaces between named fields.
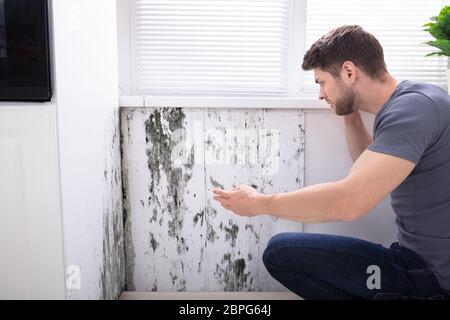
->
xmin=318 ymin=91 xmax=326 ymax=101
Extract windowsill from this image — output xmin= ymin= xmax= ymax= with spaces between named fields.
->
xmin=119 ymin=95 xmax=329 ymax=109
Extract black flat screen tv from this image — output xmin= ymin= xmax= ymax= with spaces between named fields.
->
xmin=0 ymin=0 xmax=52 ymax=102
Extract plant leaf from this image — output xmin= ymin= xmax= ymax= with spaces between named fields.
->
xmin=438 ymin=6 xmax=450 ymax=23
xmin=426 ymin=23 xmax=448 ymax=39
xmin=441 ymin=12 xmax=450 ymax=37
xmin=425 ymin=51 xmax=447 ymax=57
xmin=426 ymin=39 xmax=450 ymax=56
xmin=435 ymin=6 xmax=450 ymax=38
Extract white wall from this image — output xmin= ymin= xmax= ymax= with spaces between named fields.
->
xmin=117 ymin=0 xmax=131 ymax=95
xmin=51 ymin=0 xmax=125 ymax=299
xmin=303 ymin=110 xmax=397 ymax=247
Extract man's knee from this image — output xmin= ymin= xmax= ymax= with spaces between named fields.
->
xmin=263 ymin=232 xmax=296 ymax=272
xmin=263 ymin=232 xmax=327 ymax=273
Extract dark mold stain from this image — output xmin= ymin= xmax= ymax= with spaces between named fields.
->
xmin=214 ymin=253 xmax=251 ymax=291
xmin=114 ymin=168 xmax=119 ymax=186
xmin=245 ymin=224 xmax=260 ymax=243
xmin=193 ymin=209 xmax=205 ymax=227
xmin=177 ymin=279 xmax=187 ymax=292
xmin=205 ymin=199 xmax=218 ymax=220
xmin=205 ymin=136 xmax=213 ymax=146
xmin=143 ymin=108 xmax=194 ymax=291
xmin=223 ymin=220 xmax=239 ymax=247
xmin=210 ymin=176 xmax=225 ymax=190
xmin=169 ymin=273 xmax=187 ymax=292
xmin=100 ymin=109 xmax=126 ymax=300
xmin=102 ymin=209 xmax=126 ymax=294
xmin=295 ymin=148 xmax=302 ymax=160
xmin=298 ymin=123 xmax=305 ymax=136
xmin=206 ymin=224 xmax=217 ymax=244
xmin=120 ymin=108 xmax=136 ymax=292
xmin=150 ymin=208 xmax=158 ymax=223
xmin=205 ymin=130 xmax=224 ymax=161
xmin=170 ymin=272 xmax=178 ymax=285
xmin=176 ymin=236 xmax=189 ymax=254
xmin=149 ymin=232 xmax=159 ymax=252
xmin=204 ymin=199 xmax=218 ymax=246
xmin=144 ymin=108 xmax=192 ymax=241
xmin=197 ymin=246 xmax=204 ymax=273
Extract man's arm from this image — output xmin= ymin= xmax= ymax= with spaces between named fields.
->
xmin=213 ymin=150 xmax=415 ymax=223
xmin=343 ymin=110 xmax=373 ymax=162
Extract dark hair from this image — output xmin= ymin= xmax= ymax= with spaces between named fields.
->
xmin=302 ymin=25 xmax=387 ymax=79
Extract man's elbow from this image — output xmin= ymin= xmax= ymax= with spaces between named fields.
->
xmin=336 ymin=186 xmax=373 ymax=222
xmin=339 ymin=206 xmax=367 ymax=222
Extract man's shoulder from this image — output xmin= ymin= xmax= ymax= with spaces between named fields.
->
xmin=390 ymin=80 xmax=448 ymax=108
xmin=378 ymin=81 xmax=442 ymax=118
xmin=373 ymin=86 xmax=441 ymax=135
xmin=378 ymin=93 xmax=435 ymax=121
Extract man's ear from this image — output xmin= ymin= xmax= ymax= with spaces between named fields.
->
xmin=341 ymin=61 xmax=357 ymax=83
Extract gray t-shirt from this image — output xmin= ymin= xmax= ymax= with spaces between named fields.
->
xmin=367 ymin=80 xmax=450 ymax=291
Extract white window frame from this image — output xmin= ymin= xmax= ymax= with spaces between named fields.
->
xmin=117 ymin=0 xmax=324 ymax=108
xmin=288 ymin=0 xmax=307 ymax=97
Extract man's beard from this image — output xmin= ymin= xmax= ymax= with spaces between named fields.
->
xmin=334 ymin=86 xmax=355 ymax=116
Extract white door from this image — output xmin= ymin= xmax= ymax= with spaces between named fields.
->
xmin=0 ymin=105 xmax=65 ymax=299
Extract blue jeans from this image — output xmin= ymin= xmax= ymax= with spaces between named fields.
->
xmin=263 ymin=232 xmax=450 ymax=300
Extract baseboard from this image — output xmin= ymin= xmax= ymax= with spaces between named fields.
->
xmin=119 ymin=291 xmax=302 ymax=300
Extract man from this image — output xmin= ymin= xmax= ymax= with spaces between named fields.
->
xmin=212 ymin=25 xmax=450 ymax=300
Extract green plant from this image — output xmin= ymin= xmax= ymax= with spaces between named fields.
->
xmin=423 ymin=5 xmax=450 ymax=57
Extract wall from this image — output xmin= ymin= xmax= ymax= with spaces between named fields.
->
xmin=303 ymin=110 xmax=397 ymax=246
xmin=120 ymin=107 xmax=305 ymax=291
xmin=51 ymin=0 xmax=125 ymax=299
xmin=117 ymin=0 xmax=131 ymax=95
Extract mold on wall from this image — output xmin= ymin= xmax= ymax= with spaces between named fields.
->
xmin=99 ymin=108 xmax=126 ymax=299
xmin=120 ymin=107 xmax=305 ymax=291
xmin=120 ymin=110 xmax=136 ymax=291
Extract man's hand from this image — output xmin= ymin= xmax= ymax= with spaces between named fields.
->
xmin=212 ymin=184 xmax=268 ymax=217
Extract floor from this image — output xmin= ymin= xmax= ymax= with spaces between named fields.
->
xmin=119 ymin=291 xmax=302 ymax=300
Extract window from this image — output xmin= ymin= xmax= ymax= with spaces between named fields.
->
xmin=130 ymin=0 xmax=296 ymax=96
xmin=124 ymin=0 xmax=450 ymax=98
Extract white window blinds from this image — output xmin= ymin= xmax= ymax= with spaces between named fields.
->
xmin=131 ymin=0 xmax=290 ymax=96
xmin=303 ymin=0 xmax=449 ymax=93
